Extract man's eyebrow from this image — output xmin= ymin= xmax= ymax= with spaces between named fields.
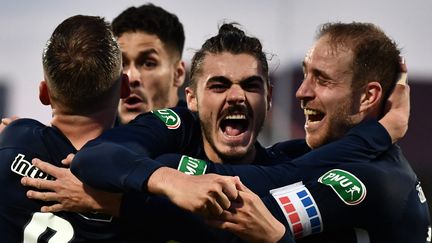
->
xmin=207 ymin=76 xmax=231 ymax=84
xmin=136 ymin=48 xmax=158 ymax=58
xmin=302 ymin=61 xmax=331 ymax=80
xmin=207 ymin=75 xmax=264 ymax=84
xmin=240 ymin=75 xmax=265 ymax=84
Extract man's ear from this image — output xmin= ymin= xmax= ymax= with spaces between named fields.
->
xmin=39 ymin=81 xmax=51 ymax=106
xmin=185 ymin=87 xmax=197 ymax=112
xmin=359 ymin=81 xmax=382 ymax=113
xmin=120 ymin=73 xmax=131 ymax=99
xmin=267 ymin=84 xmax=273 ymax=111
xmin=173 ymin=60 xmax=186 ymax=88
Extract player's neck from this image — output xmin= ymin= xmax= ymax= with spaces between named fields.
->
xmin=50 ymin=108 xmax=116 ymax=150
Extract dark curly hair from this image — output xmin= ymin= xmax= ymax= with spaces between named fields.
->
xmin=189 ymin=23 xmax=269 ymax=90
xmin=112 ymin=3 xmax=185 ymax=57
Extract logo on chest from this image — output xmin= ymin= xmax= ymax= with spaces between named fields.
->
xmin=11 ymin=154 xmax=54 ymax=180
xmin=318 ymin=169 xmax=366 ymax=205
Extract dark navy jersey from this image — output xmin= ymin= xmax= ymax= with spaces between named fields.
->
xmin=155 ymin=134 xmax=431 ymax=241
xmin=69 ymin=107 xmax=431 ymax=242
xmin=71 ymin=107 xmax=390 ymax=194
xmin=116 ymin=140 xmax=299 ymax=243
xmin=196 ymin=144 xmax=431 ymax=243
xmin=0 ymin=119 xmax=123 ymax=242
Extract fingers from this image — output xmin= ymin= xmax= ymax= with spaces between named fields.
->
xmin=21 ymin=176 xmax=55 ymax=190
xmin=26 ymin=190 xmax=58 ymax=202
xmin=214 ymin=176 xmax=243 ymax=214
xmin=41 ymin=204 xmax=64 ymax=213
xmin=399 ymin=56 xmax=407 ymax=72
xmin=397 ymin=56 xmax=408 ymax=85
xmin=1 ymin=118 xmax=11 ymax=126
xmin=223 ymin=177 xmax=240 ymax=201
xmin=207 ymin=176 xmax=240 ymax=215
xmin=61 ymin=153 xmax=75 ymax=166
xmin=32 ymin=158 xmax=63 ymax=177
xmin=207 ymin=198 xmax=225 ymax=216
xmin=235 ymin=178 xmax=253 ymax=194
xmin=1 ymin=116 xmax=19 ymax=126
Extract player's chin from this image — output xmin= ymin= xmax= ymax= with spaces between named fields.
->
xmin=120 ymin=111 xmax=141 ymax=124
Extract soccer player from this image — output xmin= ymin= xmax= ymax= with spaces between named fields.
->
xmin=196 ymin=22 xmax=431 ymax=242
xmin=0 ymin=15 xmax=130 ymax=242
xmin=113 ymin=3 xmax=187 ymax=124
xmin=22 ymin=23 xmax=424 ymax=242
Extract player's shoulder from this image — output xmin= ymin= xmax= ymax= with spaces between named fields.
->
xmin=6 ymin=118 xmax=45 ymax=129
xmin=322 ymin=153 xmax=415 ymax=206
xmin=267 ymin=139 xmax=311 ymax=160
xmin=0 ymin=118 xmax=46 ymax=144
xmin=131 ymin=107 xmax=197 ymax=127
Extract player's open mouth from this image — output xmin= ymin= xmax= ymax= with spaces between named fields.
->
xmin=220 ymin=113 xmax=249 ymax=137
xmin=124 ymin=94 xmax=143 ymax=109
xmin=304 ymin=108 xmax=325 ymax=124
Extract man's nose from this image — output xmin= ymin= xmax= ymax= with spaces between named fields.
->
xmin=125 ymin=65 xmax=141 ymax=88
xmin=295 ymin=76 xmax=315 ymax=100
xmin=227 ymin=85 xmax=246 ymax=104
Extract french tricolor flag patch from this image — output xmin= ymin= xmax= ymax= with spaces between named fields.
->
xmin=270 ymin=182 xmax=322 ymax=239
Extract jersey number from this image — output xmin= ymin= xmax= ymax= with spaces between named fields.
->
xmin=24 ymin=212 xmax=74 ymax=242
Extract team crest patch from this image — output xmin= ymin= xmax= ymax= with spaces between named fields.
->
xmin=318 ymin=169 xmax=366 ymax=205
xmin=151 ymin=108 xmax=181 ymax=129
xmin=177 ymin=155 xmax=207 ymax=175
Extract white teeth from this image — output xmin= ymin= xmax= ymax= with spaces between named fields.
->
xmin=225 ymin=114 xmax=246 ymax=120
xmin=303 ymin=108 xmax=319 ymax=115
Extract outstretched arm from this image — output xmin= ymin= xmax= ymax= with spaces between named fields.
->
xmin=22 ymin=155 xmax=241 ymax=218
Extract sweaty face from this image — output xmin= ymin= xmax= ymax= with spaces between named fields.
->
xmin=189 ymin=52 xmax=270 ymax=163
xmin=296 ymin=36 xmax=359 ymax=149
xmin=117 ymin=32 xmax=180 ymax=124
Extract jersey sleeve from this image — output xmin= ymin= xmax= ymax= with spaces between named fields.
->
xmin=71 ymin=107 xmax=202 ymax=192
xmin=264 ymin=146 xmax=426 ymax=242
xmin=150 ymin=119 xmax=392 ymax=197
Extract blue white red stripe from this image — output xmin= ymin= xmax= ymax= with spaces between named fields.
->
xmin=270 ymin=182 xmax=322 ymax=239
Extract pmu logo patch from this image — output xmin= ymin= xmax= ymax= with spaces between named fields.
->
xmin=318 ymin=169 xmax=366 ymax=205
xmin=270 ymin=182 xmax=322 ymax=239
xmin=177 ymin=155 xmax=207 ymax=175
xmin=151 ymin=108 xmax=181 ymax=129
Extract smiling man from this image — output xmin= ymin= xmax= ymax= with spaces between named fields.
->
xmin=299 ymin=36 xmax=364 ymax=149
xmin=112 ymin=4 xmax=186 ymax=124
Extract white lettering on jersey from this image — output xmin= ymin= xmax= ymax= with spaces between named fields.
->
xmin=24 ymin=212 xmax=74 ymax=243
xmin=427 ymin=226 xmax=431 ymax=242
xmin=10 ymin=154 xmax=53 ymax=180
xmin=354 ymin=228 xmax=370 ymax=243
xmin=416 ymin=182 xmax=427 ymax=203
